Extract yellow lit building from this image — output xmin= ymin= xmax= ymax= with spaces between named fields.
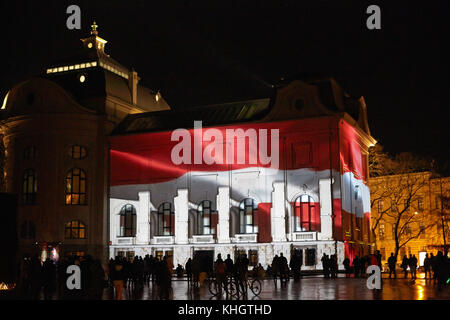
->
xmin=369 ymin=172 xmax=449 ymax=268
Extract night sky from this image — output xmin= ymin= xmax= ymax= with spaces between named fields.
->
xmin=1 ymin=1 xmax=449 ymax=173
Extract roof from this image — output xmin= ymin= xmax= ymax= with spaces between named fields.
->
xmin=111 ymin=98 xmax=272 ymax=134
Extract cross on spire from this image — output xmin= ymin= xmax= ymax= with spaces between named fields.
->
xmin=91 ymin=21 xmax=98 ymax=35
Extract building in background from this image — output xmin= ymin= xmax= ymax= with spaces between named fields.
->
xmin=370 ymin=172 xmax=450 ymax=268
xmin=109 ymin=78 xmax=376 ymax=270
xmin=0 ymin=23 xmax=170 ymax=262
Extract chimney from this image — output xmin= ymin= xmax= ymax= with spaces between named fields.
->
xmin=128 ymin=69 xmax=139 ymax=105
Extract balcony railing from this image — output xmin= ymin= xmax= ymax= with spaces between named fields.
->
xmin=116 ymin=237 xmax=135 ymax=245
xmin=292 ymin=231 xmax=317 ymax=241
xmin=190 ymin=235 xmax=215 ymax=244
xmin=232 ymin=233 xmax=258 ymax=243
xmin=151 ymin=236 xmax=175 ymax=245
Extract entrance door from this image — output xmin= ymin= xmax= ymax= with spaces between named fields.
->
xmin=193 ymin=250 xmax=214 ymax=273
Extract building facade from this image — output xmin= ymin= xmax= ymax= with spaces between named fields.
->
xmin=109 ymin=79 xmax=376 ymax=270
xmin=0 ymin=23 xmax=169 ymax=262
xmin=370 ymin=172 xmax=450 ymax=268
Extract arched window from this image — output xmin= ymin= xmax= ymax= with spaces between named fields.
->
xmin=65 ymin=220 xmax=86 ymax=239
xmin=119 ymin=204 xmax=136 ymax=237
xmin=65 ymin=168 xmax=87 ymax=205
xmin=293 ymin=195 xmax=316 ymax=232
xmin=20 ymin=220 xmax=36 ymax=239
xmin=197 ymin=200 xmax=213 ymax=235
xmin=157 ymin=202 xmax=174 ymax=236
xmin=22 ymin=169 xmax=37 ymax=205
xmin=239 ymin=198 xmax=257 ymax=234
xmin=68 ymin=145 xmax=87 ymax=159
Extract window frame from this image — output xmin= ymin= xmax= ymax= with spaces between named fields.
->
xmin=65 ymin=220 xmax=87 ymax=239
xmin=157 ymin=202 xmax=174 ymax=236
xmin=65 ymin=168 xmax=87 ymax=205
xmin=239 ymin=198 xmax=257 ymax=234
xmin=293 ymin=194 xmax=315 ymax=232
xmin=22 ymin=169 xmax=37 ymax=205
xmin=119 ymin=204 xmax=137 ymax=237
xmin=68 ymin=145 xmax=87 ymax=160
xmin=197 ymin=200 xmax=213 ymax=235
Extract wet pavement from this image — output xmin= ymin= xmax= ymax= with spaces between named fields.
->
xmin=102 ymin=273 xmax=449 ymax=300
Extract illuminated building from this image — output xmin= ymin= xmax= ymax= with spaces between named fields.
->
xmin=370 ymin=172 xmax=450 ymax=268
xmin=0 ymin=23 xmax=170 ymax=261
xmin=109 ymin=78 xmax=376 ymax=269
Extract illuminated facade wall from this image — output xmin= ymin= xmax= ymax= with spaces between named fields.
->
xmin=109 ymin=80 xmax=376 ymax=269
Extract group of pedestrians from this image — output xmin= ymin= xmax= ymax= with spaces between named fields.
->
xmin=18 ymin=254 xmax=105 ymax=300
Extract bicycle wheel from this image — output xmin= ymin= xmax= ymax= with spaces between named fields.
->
xmin=224 ymin=277 xmax=237 ymax=298
xmin=208 ymin=278 xmax=218 ymax=296
xmin=250 ymin=279 xmax=261 ymax=296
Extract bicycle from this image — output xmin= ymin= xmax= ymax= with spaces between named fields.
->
xmin=208 ymin=273 xmax=237 ymax=298
xmin=234 ymin=274 xmax=262 ymax=297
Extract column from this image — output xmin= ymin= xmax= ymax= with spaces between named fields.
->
xmin=174 ymin=189 xmax=189 ymax=244
xmin=137 ymin=191 xmax=150 ymax=244
xmin=216 ymin=187 xmax=231 ymax=243
xmin=318 ymin=178 xmax=333 ymax=240
xmin=271 ymin=181 xmax=287 ymax=242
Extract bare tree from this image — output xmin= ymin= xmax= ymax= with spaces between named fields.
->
xmin=369 ymin=146 xmax=435 ymax=258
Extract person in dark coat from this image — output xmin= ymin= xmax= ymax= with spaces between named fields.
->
xmin=271 ymin=255 xmax=280 ymax=286
xmin=387 ymin=253 xmax=397 ymax=279
xmin=409 ymin=254 xmax=418 ymax=279
xmin=401 ymin=255 xmax=409 ymax=279
xmin=224 ymin=254 xmax=234 ymax=277
xmin=185 ymin=258 xmax=192 ymax=284
xmin=321 ymin=253 xmax=330 ymax=279
xmin=42 ymin=258 xmax=56 ymax=300
xmin=289 ymin=252 xmax=302 ymax=282
xmin=110 ymin=256 xmax=125 ymax=300
xmin=352 ymin=256 xmax=361 ymax=278
xmin=343 ymin=257 xmax=351 ymax=278
xmin=423 ymin=253 xmax=431 ymax=280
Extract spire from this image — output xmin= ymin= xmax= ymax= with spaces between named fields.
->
xmin=90 ymin=21 xmax=99 ymax=36
xmin=81 ymin=20 xmax=107 ymax=53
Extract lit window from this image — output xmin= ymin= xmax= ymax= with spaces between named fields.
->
xmin=74 ymin=64 xmax=80 ymax=69
xmin=86 ymin=62 xmax=91 ymax=68
xmin=65 ymin=168 xmax=87 ymax=205
xmin=58 ymin=67 xmax=63 ymax=72
xmin=248 ymin=250 xmax=258 ymax=267
xmin=418 ymin=197 xmax=424 ymax=211
xmin=378 ymin=200 xmax=383 ymax=213
xmin=22 ymin=169 xmax=37 ymax=205
xmin=63 ymin=66 xmax=69 ymax=71
xmin=379 ymin=223 xmax=385 ymax=240
xmin=68 ymin=145 xmax=87 ymax=159
xmin=69 ymin=65 xmax=74 ymax=70
xmin=239 ymin=198 xmax=257 ymax=234
xmin=91 ymin=61 xmax=97 ymax=67
xmin=197 ymin=200 xmax=214 ymax=235
xmin=80 ymin=63 xmax=86 ymax=68
xmin=157 ymin=202 xmax=174 ymax=236
xmin=46 ymin=69 xmax=52 ymax=74
xmin=65 ymin=220 xmax=86 ymax=239
xmin=119 ymin=204 xmax=137 ymax=237
xmin=293 ymin=195 xmax=317 ymax=232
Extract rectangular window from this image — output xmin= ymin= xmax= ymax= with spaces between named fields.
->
xmin=378 ymin=200 xmax=383 ymax=213
xmin=391 ymin=201 xmax=398 ymax=213
xmin=379 ymin=224 xmax=385 ymax=240
xmin=435 ymin=195 xmax=440 ymax=209
xmin=418 ymin=197 xmax=424 ymax=211
xmin=380 ymin=248 xmax=386 ymax=260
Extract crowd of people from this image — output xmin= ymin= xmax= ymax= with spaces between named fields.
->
xmin=14 ymin=249 xmax=450 ymax=299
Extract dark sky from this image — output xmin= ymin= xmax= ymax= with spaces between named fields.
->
xmin=1 ymin=0 xmax=449 ymax=172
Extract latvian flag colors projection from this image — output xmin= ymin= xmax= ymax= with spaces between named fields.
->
xmin=108 ymin=80 xmax=376 ymax=268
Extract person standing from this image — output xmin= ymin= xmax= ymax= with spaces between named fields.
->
xmin=321 ymin=253 xmax=330 ymax=279
xmin=423 ymin=253 xmax=431 ymax=280
xmin=111 ymin=256 xmax=125 ymax=300
xmin=343 ymin=257 xmax=351 ymax=278
xmin=290 ymin=252 xmax=302 ymax=282
xmin=401 ymin=255 xmax=409 ymax=279
xmin=271 ymin=255 xmax=280 ymax=286
xmin=387 ymin=253 xmax=397 ymax=279
xmin=409 ymin=255 xmax=418 ymax=279
xmin=353 ymin=256 xmax=360 ymax=278
xmin=185 ymin=258 xmax=192 ymax=285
